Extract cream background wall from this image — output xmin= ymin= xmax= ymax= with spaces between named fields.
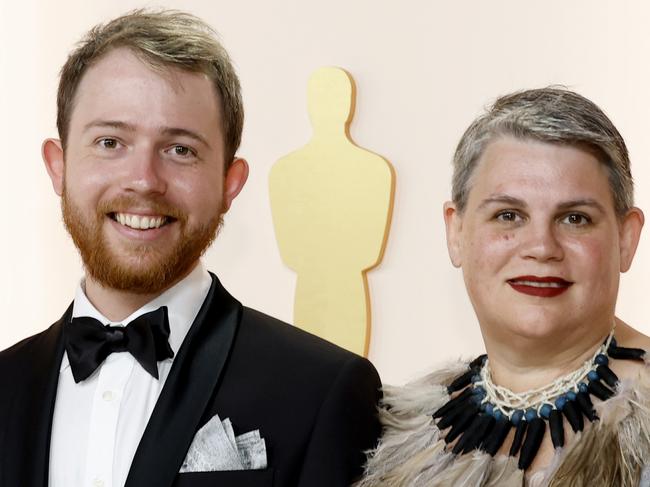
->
xmin=1 ymin=0 xmax=649 ymax=385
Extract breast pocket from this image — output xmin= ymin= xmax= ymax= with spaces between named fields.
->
xmin=173 ymin=468 xmax=274 ymax=486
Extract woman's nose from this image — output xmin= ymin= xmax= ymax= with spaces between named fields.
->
xmin=519 ymin=221 xmax=565 ymax=262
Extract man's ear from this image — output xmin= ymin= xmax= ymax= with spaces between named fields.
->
xmin=222 ymin=157 xmax=249 ymax=211
xmin=619 ymin=207 xmax=644 ymax=272
xmin=443 ymin=201 xmax=463 ymax=268
xmin=42 ymin=138 xmax=65 ymax=196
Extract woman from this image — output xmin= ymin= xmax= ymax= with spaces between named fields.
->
xmin=360 ymin=88 xmax=649 ymax=486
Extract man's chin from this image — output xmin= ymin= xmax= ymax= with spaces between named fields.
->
xmin=87 ymin=257 xmax=194 ymax=295
xmin=62 ymin=193 xmax=224 ymax=295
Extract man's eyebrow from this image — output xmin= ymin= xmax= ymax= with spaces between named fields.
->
xmin=82 ymin=121 xmax=210 ymax=148
xmin=478 ymin=195 xmax=527 ymax=210
xmin=160 ymin=127 xmax=210 ymax=148
xmin=83 ymin=120 xmax=136 ymax=132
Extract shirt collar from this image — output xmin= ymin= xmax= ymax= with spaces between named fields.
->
xmin=61 ymin=262 xmax=212 ymax=372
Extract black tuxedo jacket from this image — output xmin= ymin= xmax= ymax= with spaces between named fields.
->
xmin=0 ymin=274 xmax=382 ymax=486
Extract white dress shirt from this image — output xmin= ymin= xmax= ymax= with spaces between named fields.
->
xmin=49 ymin=263 xmax=213 ymax=487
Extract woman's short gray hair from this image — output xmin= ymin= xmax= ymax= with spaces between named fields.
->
xmin=452 ymin=88 xmax=633 ymax=215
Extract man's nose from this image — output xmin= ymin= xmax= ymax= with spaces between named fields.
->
xmin=120 ymin=147 xmax=167 ymax=195
xmin=519 ymin=221 xmax=565 ymax=262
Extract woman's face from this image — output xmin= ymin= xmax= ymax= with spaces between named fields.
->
xmin=444 ymin=136 xmax=643 ymax=344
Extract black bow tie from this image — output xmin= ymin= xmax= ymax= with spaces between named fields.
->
xmin=64 ymin=306 xmax=175 ymax=383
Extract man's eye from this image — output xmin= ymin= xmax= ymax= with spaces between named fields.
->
xmin=98 ymin=138 xmax=119 ymax=149
xmin=171 ymin=145 xmax=195 ymax=157
xmin=562 ymin=213 xmax=591 ymax=226
xmin=495 ymin=211 xmax=521 ymax=222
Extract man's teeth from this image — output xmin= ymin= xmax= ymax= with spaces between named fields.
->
xmin=115 ymin=213 xmax=166 ymax=230
xmin=512 ymin=280 xmax=566 ymax=288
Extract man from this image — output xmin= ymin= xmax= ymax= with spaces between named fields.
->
xmin=0 ymin=10 xmax=381 ymax=487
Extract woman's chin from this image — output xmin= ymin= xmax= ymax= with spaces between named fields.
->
xmin=484 ymin=312 xmax=574 ymax=342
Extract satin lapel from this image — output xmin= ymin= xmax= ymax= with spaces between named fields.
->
xmin=125 ymin=274 xmax=241 ymax=487
xmin=2 ymin=306 xmax=70 ymax=487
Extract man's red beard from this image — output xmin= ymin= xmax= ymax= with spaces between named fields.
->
xmin=61 ymin=190 xmax=224 ymax=295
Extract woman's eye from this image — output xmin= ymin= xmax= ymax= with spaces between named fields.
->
xmin=562 ymin=213 xmax=591 ymax=226
xmin=495 ymin=211 xmax=521 ymax=223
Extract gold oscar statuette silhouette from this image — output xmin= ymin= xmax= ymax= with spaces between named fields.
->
xmin=269 ymin=67 xmax=394 ymax=356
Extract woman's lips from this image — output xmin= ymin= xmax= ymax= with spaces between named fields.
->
xmin=507 ymin=275 xmax=573 ymax=298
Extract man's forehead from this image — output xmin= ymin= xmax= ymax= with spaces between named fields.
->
xmin=79 ymin=47 xmax=210 ymax=93
xmin=68 ymin=47 xmax=222 ymax=136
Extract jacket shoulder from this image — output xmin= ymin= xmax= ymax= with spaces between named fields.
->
xmin=0 ymin=315 xmax=67 ymax=382
xmin=239 ymin=306 xmax=374 ymax=369
xmin=0 ymin=328 xmax=53 ymax=366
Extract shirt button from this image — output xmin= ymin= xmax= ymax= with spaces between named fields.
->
xmin=102 ymin=390 xmax=114 ymax=402
xmin=93 ymin=479 xmax=104 ymax=487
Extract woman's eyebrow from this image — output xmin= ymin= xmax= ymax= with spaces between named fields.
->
xmin=556 ymin=198 xmax=607 ymax=213
xmin=477 ymin=195 xmax=608 ymax=214
xmin=477 ymin=195 xmax=526 ymax=210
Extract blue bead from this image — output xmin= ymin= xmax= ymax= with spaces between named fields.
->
xmin=594 ymin=354 xmax=609 ymax=366
xmin=525 ymin=408 xmax=538 ymax=422
xmin=578 ymin=382 xmax=589 ymax=393
xmin=555 ymin=396 xmax=567 ymax=410
xmin=493 ymin=409 xmax=503 ymax=421
xmin=485 ymin=403 xmax=494 ymax=415
xmin=610 ymin=337 xmax=617 ymax=348
xmin=472 ymin=386 xmax=486 ymax=397
xmin=511 ymin=409 xmax=524 ymax=426
xmin=587 ymin=370 xmax=600 ymax=382
xmin=480 ymin=402 xmax=487 ymax=412
xmin=539 ymin=404 xmax=553 ymax=419
xmin=566 ymin=391 xmax=577 ymax=401
xmin=471 ymin=374 xmax=481 ymax=383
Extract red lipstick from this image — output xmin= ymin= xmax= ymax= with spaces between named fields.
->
xmin=507 ymin=276 xmax=573 ymax=298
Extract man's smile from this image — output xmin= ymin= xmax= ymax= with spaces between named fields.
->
xmin=110 ymin=212 xmax=173 ymax=230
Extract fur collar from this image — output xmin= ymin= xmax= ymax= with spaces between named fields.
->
xmin=358 ymin=358 xmax=650 ymax=487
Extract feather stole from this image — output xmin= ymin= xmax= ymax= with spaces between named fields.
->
xmin=358 ymin=360 xmax=650 ymax=487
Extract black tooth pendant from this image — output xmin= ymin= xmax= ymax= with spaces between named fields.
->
xmin=452 ymin=413 xmax=490 ymax=454
xmin=596 ymin=364 xmax=619 ymax=389
xmin=452 ymin=414 xmax=485 ymax=454
xmin=447 ymin=370 xmax=475 ymax=394
xmin=482 ymin=417 xmax=512 ymax=456
xmin=518 ymin=418 xmax=546 ymax=470
xmin=589 ymin=379 xmax=615 ymax=401
xmin=608 ymin=345 xmax=646 ymax=361
xmin=445 ymin=404 xmax=479 ymax=444
xmin=549 ymin=410 xmax=564 ymax=448
xmin=433 ymin=388 xmax=472 ymax=419
xmin=437 ymin=395 xmax=473 ymax=430
xmin=576 ymin=392 xmax=598 ymax=422
xmin=469 ymin=354 xmax=488 ymax=370
xmin=509 ymin=420 xmax=528 ymax=457
xmin=459 ymin=414 xmax=495 ymax=454
xmin=563 ymin=401 xmax=584 ymax=433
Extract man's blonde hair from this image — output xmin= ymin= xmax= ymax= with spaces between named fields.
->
xmin=57 ymin=9 xmax=243 ymax=162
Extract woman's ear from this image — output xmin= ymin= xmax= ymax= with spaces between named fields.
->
xmin=444 ymin=201 xmax=463 ymax=268
xmin=619 ymin=207 xmax=644 ymax=272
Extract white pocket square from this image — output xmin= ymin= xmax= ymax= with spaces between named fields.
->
xmin=180 ymin=414 xmax=268 ymax=472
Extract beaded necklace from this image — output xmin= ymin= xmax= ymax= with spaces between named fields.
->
xmin=432 ymin=333 xmax=646 ymax=471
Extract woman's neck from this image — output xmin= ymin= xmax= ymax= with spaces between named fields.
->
xmin=483 ymin=325 xmax=613 ymax=393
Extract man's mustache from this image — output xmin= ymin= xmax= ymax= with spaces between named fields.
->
xmin=96 ymin=195 xmax=186 ymax=223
